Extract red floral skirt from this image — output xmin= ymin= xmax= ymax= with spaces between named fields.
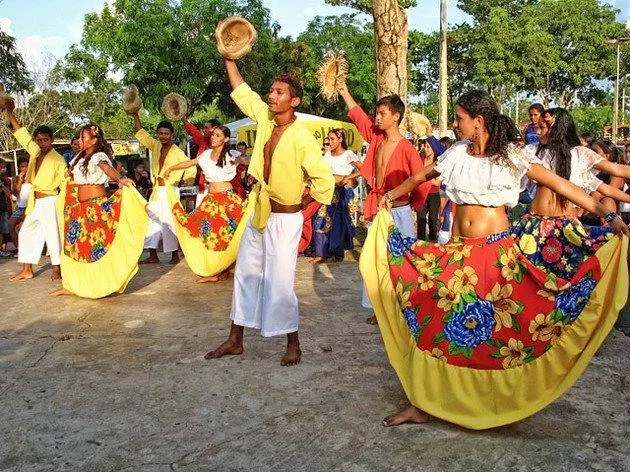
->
xmin=172 ymin=190 xmax=245 ymax=251
xmin=63 ymin=185 xmax=122 ymax=262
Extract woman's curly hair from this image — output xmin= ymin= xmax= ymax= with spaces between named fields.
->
xmin=456 ymin=90 xmax=522 ymax=166
xmin=72 ymin=124 xmax=114 ymax=176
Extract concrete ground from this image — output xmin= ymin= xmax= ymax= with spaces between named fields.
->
xmin=0 ymin=252 xmax=629 ymax=472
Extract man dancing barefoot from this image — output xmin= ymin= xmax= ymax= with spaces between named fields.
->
xmin=205 ymin=56 xmax=334 ymax=366
xmin=5 ymin=102 xmax=66 ymax=281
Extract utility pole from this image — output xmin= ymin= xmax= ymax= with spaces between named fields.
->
xmin=438 ymin=0 xmax=448 ymax=137
xmin=605 ymin=38 xmax=630 ymax=143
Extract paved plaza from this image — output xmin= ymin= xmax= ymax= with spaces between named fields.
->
xmin=1 ymin=254 xmax=629 ymax=471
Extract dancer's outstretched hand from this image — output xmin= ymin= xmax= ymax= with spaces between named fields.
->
xmin=609 ymin=216 xmax=630 ymax=237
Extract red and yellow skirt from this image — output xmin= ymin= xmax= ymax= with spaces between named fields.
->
xmin=360 ymin=210 xmax=628 ymax=429
xmin=57 ymin=182 xmax=149 ymax=298
xmin=167 ymin=186 xmax=254 ymax=277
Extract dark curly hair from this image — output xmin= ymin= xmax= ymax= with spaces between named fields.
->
xmin=213 ymin=125 xmax=232 ymax=168
xmin=72 ymin=124 xmax=114 ymax=177
xmin=591 ymin=138 xmax=623 ymax=185
xmin=328 ymin=128 xmax=348 ymax=150
xmin=273 ymin=73 xmax=304 ymax=100
xmin=455 ymin=90 xmax=522 ymax=165
xmin=542 ymin=108 xmax=580 ymax=208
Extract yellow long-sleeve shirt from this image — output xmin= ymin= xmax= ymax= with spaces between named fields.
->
xmin=230 ymin=83 xmax=334 ymax=230
xmin=13 ymin=127 xmax=67 ymax=215
xmin=135 ymin=129 xmax=195 ymax=200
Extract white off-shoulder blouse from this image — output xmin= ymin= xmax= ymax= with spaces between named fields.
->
xmin=324 ymin=150 xmax=359 ymax=176
xmin=526 ymin=144 xmax=603 ymax=194
xmin=197 ymin=149 xmax=240 ymax=183
xmin=435 ymin=142 xmax=537 ymax=208
xmin=69 ymin=152 xmax=112 ymax=185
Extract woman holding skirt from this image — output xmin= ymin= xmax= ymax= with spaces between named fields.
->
xmin=164 ymin=125 xmax=252 ymax=283
xmin=360 ymin=90 xmax=628 ymax=429
xmin=310 ymin=129 xmax=362 ymax=264
xmin=51 ymin=124 xmax=149 ymax=298
xmin=512 ymin=108 xmax=630 ymax=282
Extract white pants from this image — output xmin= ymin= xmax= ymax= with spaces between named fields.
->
xmin=18 ymin=195 xmax=61 ymax=265
xmin=362 ymin=204 xmax=415 ymax=309
xmin=230 ymin=212 xmax=302 ymax=337
xmin=144 ymin=187 xmax=179 ymax=253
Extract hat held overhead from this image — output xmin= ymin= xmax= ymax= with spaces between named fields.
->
xmin=215 ymin=16 xmax=258 ymax=60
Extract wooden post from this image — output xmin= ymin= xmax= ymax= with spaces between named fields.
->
xmin=438 ymin=0 xmax=448 ymax=136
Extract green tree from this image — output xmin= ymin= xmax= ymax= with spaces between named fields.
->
xmin=0 ymin=29 xmax=33 ymax=93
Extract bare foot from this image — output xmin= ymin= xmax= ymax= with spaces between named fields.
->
xmin=51 ymin=266 xmax=62 ymax=280
xmin=366 ymin=315 xmax=378 ymax=325
xmin=204 ymin=339 xmax=244 ymax=359
xmin=139 ymin=256 xmax=159 ymax=264
xmin=49 ymin=288 xmax=73 ymax=297
xmin=383 ymin=405 xmax=430 ymax=427
xmin=10 ymin=270 xmax=33 ymax=281
xmin=195 ymin=275 xmax=220 ymax=284
xmin=308 ymin=256 xmax=327 ymax=265
xmin=281 ymin=344 xmax=302 ymax=366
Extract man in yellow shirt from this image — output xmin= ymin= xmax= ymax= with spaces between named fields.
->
xmin=131 ymin=113 xmax=191 ymax=264
xmin=5 ymin=102 xmax=66 ymax=281
xmin=205 ymin=57 xmax=334 ymax=366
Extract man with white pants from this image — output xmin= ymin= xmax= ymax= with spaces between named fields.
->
xmin=5 ymin=103 xmax=66 ymax=281
xmin=205 ymin=56 xmax=334 ymax=366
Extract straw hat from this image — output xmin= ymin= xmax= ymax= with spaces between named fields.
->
xmin=316 ymin=52 xmax=348 ymax=103
xmin=161 ymin=93 xmax=188 ymax=121
xmin=215 ymin=16 xmax=258 ymax=60
xmin=0 ymin=84 xmax=14 ymax=112
xmin=407 ymin=111 xmax=432 ymax=138
xmin=122 ymin=84 xmax=142 ymax=115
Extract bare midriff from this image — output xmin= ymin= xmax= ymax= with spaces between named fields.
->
xmin=529 ymin=186 xmax=577 ymax=218
xmin=207 ymin=181 xmax=233 ymax=194
xmin=452 ymin=204 xmax=510 ymax=239
xmin=77 ymin=184 xmax=107 ymax=202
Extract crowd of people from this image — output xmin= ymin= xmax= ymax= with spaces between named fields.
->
xmin=1 ymin=37 xmax=629 ymax=431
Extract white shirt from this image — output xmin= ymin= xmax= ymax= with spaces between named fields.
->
xmin=526 ymin=144 xmax=603 ymax=194
xmin=69 ymin=152 xmax=112 ymax=185
xmin=435 ymin=142 xmax=536 ymax=208
xmin=197 ymin=149 xmax=240 ymax=183
xmin=324 ymin=149 xmax=359 ymax=176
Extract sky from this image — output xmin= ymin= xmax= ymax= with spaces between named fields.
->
xmin=0 ymin=0 xmax=628 ymax=71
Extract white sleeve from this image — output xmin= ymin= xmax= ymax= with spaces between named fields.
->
xmin=506 ymin=143 xmax=539 ymax=176
xmin=345 ymin=150 xmax=359 ymax=162
xmin=88 ymin=152 xmax=112 ymax=172
xmin=576 ymin=146 xmax=603 ymax=170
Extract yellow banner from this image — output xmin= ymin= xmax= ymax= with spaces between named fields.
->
xmin=112 ymin=141 xmax=140 ymax=156
xmin=236 ymin=118 xmax=363 ymax=152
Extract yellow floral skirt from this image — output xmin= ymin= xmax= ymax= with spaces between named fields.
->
xmin=360 ymin=210 xmax=628 ymax=429
xmin=166 ymin=186 xmax=254 ymax=277
xmin=57 ymin=183 xmax=149 ymax=299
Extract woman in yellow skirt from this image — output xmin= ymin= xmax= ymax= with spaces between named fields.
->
xmin=51 ymin=124 xmax=149 ymax=298
xmin=164 ymin=125 xmax=253 ymax=283
xmin=361 ymin=90 xmax=628 ymax=429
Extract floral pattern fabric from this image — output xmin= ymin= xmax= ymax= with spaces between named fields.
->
xmin=511 ymin=213 xmax=612 ymax=282
xmin=312 ymin=186 xmax=356 ymax=257
xmin=63 ymin=184 xmax=121 ymax=262
xmin=387 ymin=227 xmax=601 ymax=370
xmin=172 ymin=190 xmax=245 ymax=251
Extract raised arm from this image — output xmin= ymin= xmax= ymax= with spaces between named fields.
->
xmin=224 ymin=58 xmax=245 ymax=91
xmin=131 ymin=111 xmax=143 ymax=133
xmin=339 ymin=82 xmax=359 ymax=111
xmin=382 ymin=164 xmax=440 ymax=208
xmin=5 ymin=101 xmax=21 ymax=132
xmin=527 ymin=163 xmax=629 ymax=236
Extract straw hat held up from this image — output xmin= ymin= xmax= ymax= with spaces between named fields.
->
xmin=161 ymin=93 xmax=188 ymax=121
xmin=122 ymin=84 xmax=143 ymax=115
xmin=215 ymin=16 xmax=258 ymax=60
xmin=316 ymin=52 xmax=348 ymax=103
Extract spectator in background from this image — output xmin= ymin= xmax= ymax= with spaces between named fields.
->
xmin=63 ymin=135 xmax=81 ymax=165
xmin=8 ymin=157 xmax=30 ymax=253
xmin=130 ymin=161 xmax=152 ymax=200
xmin=439 ymin=136 xmax=454 ymax=149
xmin=522 ymin=103 xmax=544 ymax=144
xmin=579 ymin=132 xmax=596 ymax=147
xmin=416 ymin=134 xmax=446 ymax=242
xmin=0 ymin=160 xmax=12 ymax=256
xmin=235 ymin=141 xmax=255 ymax=193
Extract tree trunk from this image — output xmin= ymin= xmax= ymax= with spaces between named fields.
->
xmin=372 ymin=0 xmax=408 ymax=103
